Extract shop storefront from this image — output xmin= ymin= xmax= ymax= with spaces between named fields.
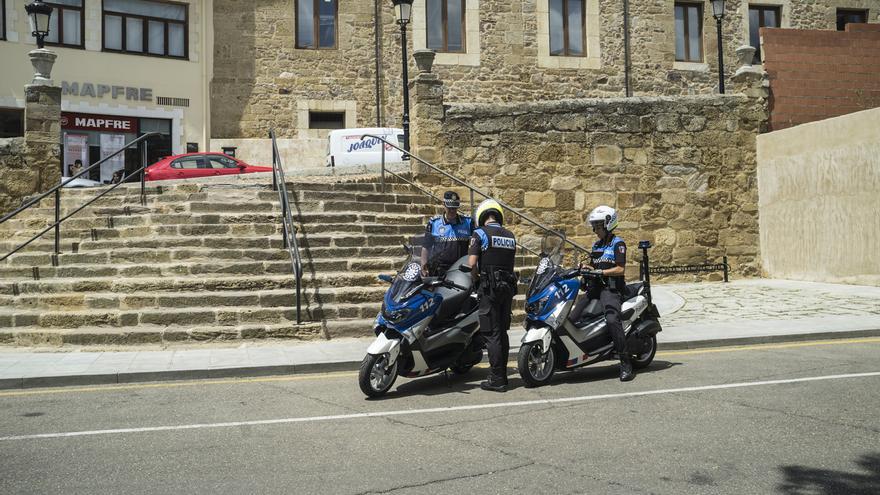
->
xmin=0 ymin=0 xmax=210 ymax=182
xmin=61 ymin=112 xmax=172 ymax=182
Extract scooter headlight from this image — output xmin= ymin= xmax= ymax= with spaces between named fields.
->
xmin=383 ymin=308 xmax=412 ymax=324
xmin=526 ymin=295 xmax=551 ymax=315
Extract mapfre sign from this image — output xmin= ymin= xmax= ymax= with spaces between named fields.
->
xmin=60 ymin=112 xmax=139 ymax=133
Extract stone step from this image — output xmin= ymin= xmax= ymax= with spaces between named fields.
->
xmin=0 ymin=256 xmax=409 ymax=280
xmin=55 ymin=180 xmax=421 ymax=198
xmin=0 ymin=299 xmax=386 ymax=329
xmin=1 ymin=298 xmax=528 ymax=336
xmin=2 ymin=246 xmax=410 ymax=266
xmin=2 ymin=222 xmax=424 ymax=242
xmin=1 ymin=274 xmax=296 ymax=295
xmin=12 ymin=198 xmax=438 ymax=221
xmin=2 ymin=229 xmax=418 ymax=251
xmin=2 ymin=271 xmax=534 ymax=296
xmin=36 ymin=189 xmax=433 ymax=211
xmin=0 ymin=287 xmax=391 ymax=311
xmin=1 ymin=322 xmax=325 ymax=347
xmin=1 ymin=234 xmax=403 ymax=255
xmin=0 ymin=210 xmax=430 ymax=235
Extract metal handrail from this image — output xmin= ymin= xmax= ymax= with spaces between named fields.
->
xmin=269 ymin=130 xmax=303 ymax=324
xmin=0 ymin=132 xmax=159 ymax=263
xmin=362 ymin=134 xmax=592 ymax=260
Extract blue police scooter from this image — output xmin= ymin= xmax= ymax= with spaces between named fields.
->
xmin=358 ymin=245 xmax=483 ymax=398
xmin=517 ymin=236 xmax=662 ymax=387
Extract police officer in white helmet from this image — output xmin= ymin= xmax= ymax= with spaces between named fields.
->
xmin=576 ymin=205 xmax=635 ymax=382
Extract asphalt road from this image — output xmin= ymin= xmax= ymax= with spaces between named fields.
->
xmin=1 ymin=338 xmax=879 ymax=494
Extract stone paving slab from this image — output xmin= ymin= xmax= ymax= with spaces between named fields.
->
xmin=1 ymin=279 xmax=879 ymax=389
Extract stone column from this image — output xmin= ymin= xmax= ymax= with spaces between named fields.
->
xmin=409 ymin=72 xmax=444 ymax=177
xmin=24 ymin=84 xmax=62 ymax=191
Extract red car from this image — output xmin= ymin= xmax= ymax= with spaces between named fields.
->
xmin=144 ymin=153 xmax=273 ymax=181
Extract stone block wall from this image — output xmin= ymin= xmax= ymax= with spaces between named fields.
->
xmin=763 ymin=23 xmax=880 ymax=130
xmin=410 ymin=73 xmax=768 ymax=279
xmin=0 ymin=85 xmax=61 ymax=217
xmin=211 ymin=0 xmax=875 ymax=146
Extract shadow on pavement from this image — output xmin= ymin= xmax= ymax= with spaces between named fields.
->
xmin=368 ymin=360 xmax=680 ymax=400
xmin=777 ymin=452 xmax=880 ymax=494
xmin=368 ymin=368 xmax=491 ymax=400
xmin=543 ymin=359 xmax=681 ymax=388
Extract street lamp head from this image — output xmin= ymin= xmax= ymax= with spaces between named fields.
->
xmin=711 ymin=0 xmax=726 ymax=20
xmin=25 ymin=0 xmax=53 ymax=49
xmin=391 ymin=0 xmax=414 ymax=25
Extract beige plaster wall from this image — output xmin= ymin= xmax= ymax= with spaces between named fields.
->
xmin=0 ymin=0 xmax=211 ymax=153
xmin=757 ymin=107 xmax=880 ymax=286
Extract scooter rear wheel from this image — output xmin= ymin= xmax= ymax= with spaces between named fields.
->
xmin=358 ymin=354 xmax=399 ymax=398
xmin=517 ymin=341 xmax=556 ymax=387
xmin=632 ymin=335 xmax=657 ymax=370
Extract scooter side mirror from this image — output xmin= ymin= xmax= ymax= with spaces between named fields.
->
xmin=378 ymin=274 xmax=394 ymax=283
xmin=638 ymin=240 xmax=653 ymax=249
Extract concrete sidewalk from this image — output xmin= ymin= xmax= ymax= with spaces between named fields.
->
xmin=1 ymin=279 xmax=879 ymax=389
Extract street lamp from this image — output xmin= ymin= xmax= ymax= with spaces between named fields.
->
xmin=26 ymin=0 xmax=53 ymax=49
xmin=711 ymin=0 xmax=726 ymax=94
xmin=392 ymin=0 xmax=414 ymax=155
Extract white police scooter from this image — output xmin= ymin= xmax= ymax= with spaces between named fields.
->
xmin=358 ymin=245 xmax=483 ymax=398
xmin=517 ymin=236 xmax=662 ymax=387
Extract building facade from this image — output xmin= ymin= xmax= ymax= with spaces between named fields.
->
xmin=0 ymin=0 xmax=212 ymax=182
xmin=211 ymin=0 xmax=878 ymax=166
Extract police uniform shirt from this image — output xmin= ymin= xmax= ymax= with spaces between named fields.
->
xmin=468 ymin=222 xmax=517 ymax=273
xmin=424 ymin=214 xmax=474 ymax=267
xmin=591 ymin=235 xmax=627 ymax=292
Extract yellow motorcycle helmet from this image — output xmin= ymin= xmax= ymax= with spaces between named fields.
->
xmin=475 ymin=198 xmax=504 ymax=227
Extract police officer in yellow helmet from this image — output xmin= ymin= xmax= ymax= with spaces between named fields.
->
xmin=467 ymin=199 xmax=518 ymax=392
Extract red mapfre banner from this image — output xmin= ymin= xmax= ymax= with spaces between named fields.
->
xmin=61 ymin=112 xmax=139 ymax=133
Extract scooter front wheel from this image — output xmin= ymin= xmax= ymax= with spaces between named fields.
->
xmin=358 ymin=353 xmax=399 ymax=398
xmin=517 ymin=341 xmax=556 ymax=387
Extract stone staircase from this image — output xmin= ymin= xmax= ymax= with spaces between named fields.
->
xmin=0 ymin=177 xmax=535 ymax=347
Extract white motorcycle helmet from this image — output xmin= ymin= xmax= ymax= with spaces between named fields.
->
xmin=587 ymin=205 xmax=618 ymax=231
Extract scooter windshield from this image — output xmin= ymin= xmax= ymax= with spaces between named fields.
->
xmin=527 ymin=235 xmax=565 ymax=298
xmin=387 ymin=259 xmax=424 ymax=304
xmin=527 ymin=257 xmax=561 ymax=298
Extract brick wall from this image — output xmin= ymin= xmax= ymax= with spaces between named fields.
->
xmin=762 ymin=24 xmax=880 ymax=131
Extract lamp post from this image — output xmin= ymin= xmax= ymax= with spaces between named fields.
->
xmin=392 ymin=0 xmax=414 ymax=155
xmin=26 ymin=0 xmax=53 ymax=49
xmin=711 ymin=0 xmax=726 ymax=94
xmin=26 ymin=1 xmax=57 ymax=86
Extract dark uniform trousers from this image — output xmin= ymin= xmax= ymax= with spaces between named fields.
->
xmin=470 ymin=222 xmax=518 ymax=385
xmin=572 ymin=282 xmax=626 ymax=356
xmin=598 ymin=287 xmax=626 ymax=357
xmin=479 ymin=277 xmax=514 ymax=383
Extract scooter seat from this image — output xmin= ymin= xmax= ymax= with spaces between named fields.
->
xmin=433 ymin=286 xmax=471 ymax=324
xmin=625 ymin=282 xmax=644 ymax=299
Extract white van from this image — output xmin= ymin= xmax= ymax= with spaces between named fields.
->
xmin=325 ymin=127 xmax=405 ymax=167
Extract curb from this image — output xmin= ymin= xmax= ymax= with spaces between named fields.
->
xmin=2 ymin=328 xmax=880 ymax=390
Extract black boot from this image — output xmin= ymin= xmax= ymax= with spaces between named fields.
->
xmin=480 ymin=376 xmax=507 ymax=392
xmin=619 ymin=356 xmax=635 ymax=382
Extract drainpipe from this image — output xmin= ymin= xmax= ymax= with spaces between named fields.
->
xmin=623 ymin=0 xmax=632 ymax=97
xmin=374 ymin=0 xmax=383 ymax=126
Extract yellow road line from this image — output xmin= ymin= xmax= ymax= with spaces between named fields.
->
xmin=1 ymin=336 xmax=878 ymax=398
xmin=657 ymin=336 xmax=880 ymax=357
